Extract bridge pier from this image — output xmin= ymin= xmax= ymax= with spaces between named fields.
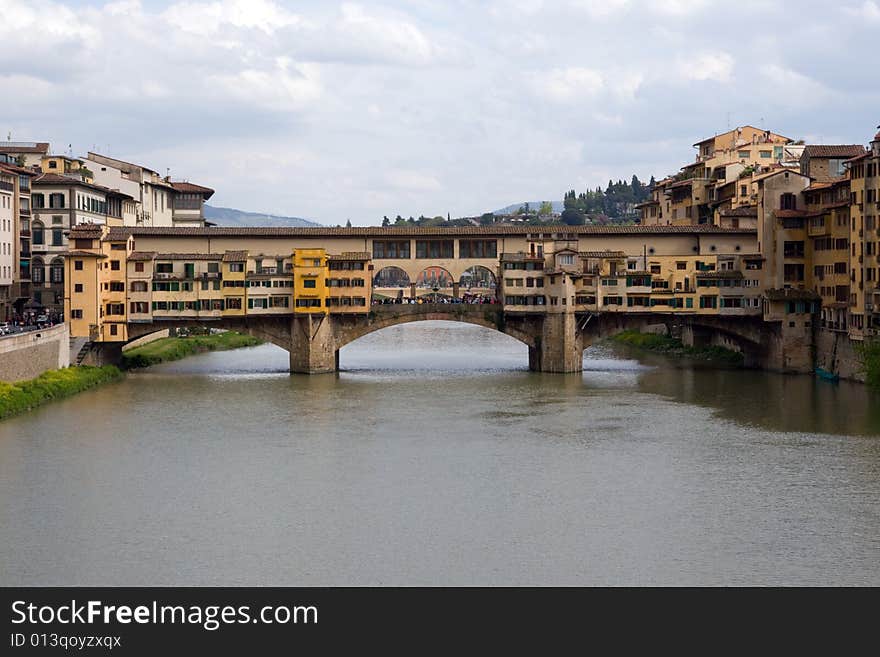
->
xmin=528 ymin=313 xmax=583 ymax=374
xmin=289 ymin=314 xmax=339 ymax=374
xmin=79 ymin=341 xmax=124 ymax=367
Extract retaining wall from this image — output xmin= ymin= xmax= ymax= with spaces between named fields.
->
xmin=0 ymin=324 xmax=70 ymax=383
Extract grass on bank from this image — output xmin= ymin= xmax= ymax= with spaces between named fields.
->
xmin=856 ymin=339 xmax=880 ymax=389
xmin=121 ymin=331 xmax=262 ymax=369
xmin=0 ymin=366 xmax=122 ymax=421
xmin=611 ymin=329 xmax=745 ymax=367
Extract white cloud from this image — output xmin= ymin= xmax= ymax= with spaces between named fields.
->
xmin=2 ymin=0 xmax=877 ymax=223
xmin=535 ymin=67 xmax=605 ymax=102
xmin=385 ymin=170 xmax=443 ymax=192
xmin=162 ymin=0 xmax=304 ymax=35
xmin=679 ymin=52 xmax=735 ymax=82
xmin=209 ymin=60 xmax=322 ymax=112
xmin=569 ymin=0 xmax=630 ymax=18
xmin=759 ymin=64 xmax=830 ymax=105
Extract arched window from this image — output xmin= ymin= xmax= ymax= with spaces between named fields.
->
xmin=32 ymin=221 xmax=44 ymax=245
xmin=31 ymin=257 xmax=44 ymax=283
xmin=50 ymin=258 xmax=64 ymax=284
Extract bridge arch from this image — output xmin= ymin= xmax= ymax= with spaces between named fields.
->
xmin=333 ymin=306 xmax=537 ymax=351
xmin=124 ymin=317 xmax=294 ymax=353
xmin=372 ymin=266 xmax=411 ymax=300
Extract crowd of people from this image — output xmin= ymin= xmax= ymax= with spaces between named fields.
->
xmin=371 ymin=294 xmax=497 ymax=305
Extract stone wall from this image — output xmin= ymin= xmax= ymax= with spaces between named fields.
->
xmin=122 ymin=329 xmax=170 ymax=351
xmin=815 ymin=329 xmax=866 ymax=383
xmin=0 ymin=324 xmax=70 ymax=383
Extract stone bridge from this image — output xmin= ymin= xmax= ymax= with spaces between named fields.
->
xmin=85 ymin=304 xmax=792 ymax=374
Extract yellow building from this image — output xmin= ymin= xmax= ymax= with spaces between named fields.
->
xmin=221 ymin=251 xmax=247 ymax=316
xmin=293 ymin=248 xmax=328 ymax=313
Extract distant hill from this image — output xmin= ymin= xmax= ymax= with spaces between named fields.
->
xmin=493 ymin=201 xmax=564 ymax=215
xmin=204 ymin=205 xmax=321 ymax=227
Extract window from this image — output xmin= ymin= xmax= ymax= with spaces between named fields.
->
xmin=134 ymin=262 xmax=145 ymax=272
xmin=780 ymin=193 xmax=797 ymax=211
xmin=225 ymin=297 xmax=243 ymax=310
xmin=828 ymin=159 xmax=846 ymax=177
xmin=32 ymin=222 xmax=44 ymax=245
xmin=110 ymin=281 xmax=124 ymax=292
xmin=738 ymin=151 xmax=750 ymax=158
xmin=74 ymin=283 xmax=83 ymax=293
xmin=71 ymin=309 xmax=83 ymax=319
xmin=228 ymin=262 xmax=245 ymax=272
xmin=74 ymin=260 xmax=83 ymax=271
xmin=207 ymin=262 xmax=219 ymax=273
xmin=155 ymin=262 xmax=173 ymax=273
xmin=415 ymin=240 xmax=454 ymax=259
xmin=459 ymin=240 xmax=497 ymax=258
xmin=50 ymin=260 xmax=64 ymax=283
xmin=558 ymin=254 xmax=575 ymax=266
xmin=372 ymin=240 xmax=411 ymax=259
xmin=130 ymin=281 xmax=148 ymax=292
xmin=51 ymin=229 xmax=63 ymax=246
xmin=760 ymin=150 xmax=772 ymax=159
xmin=303 ymin=278 xmax=317 ymax=288
xmin=130 ymin=302 xmax=149 ymax=314
xmin=111 ymin=260 xmax=120 ymax=271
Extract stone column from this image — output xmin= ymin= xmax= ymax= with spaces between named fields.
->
xmin=289 ymin=314 xmax=339 ymax=374
xmin=528 ymin=312 xmax=583 ymax=373
xmin=409 ymin=283 xmax=417 ymax=299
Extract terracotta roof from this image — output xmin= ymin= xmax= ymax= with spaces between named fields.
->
xmin=327 ymin=252 xmax=371 ymax=260
xmin=802 ymin=145 xmax=866 ymax=159
xmin=0 ymin=142 xmax=49 ymax=154
xmin=222 ymin=250 xmax=248 ymax=262
xmin=101 ymin=224 xmax=757 ymax=238
xmin=68 ymin=225 xmax=103 ymax=239
xmin=154 ymin=253 xmax=223 ymax=261
xmin=775 ymin=209 xmax=810 ymax=218
xmin=33 ymin=173 xmax=134 ymax=199
xmin=765 ymin=288 xmax=819 ymax=301
xmin=0 ymin=162 xmax=39 ymax=176
xmin=128 ymin=251 xmax=157 ymax=261
xmin=805 ymin=176 xmax=849 ymax=191
xmin=170 ymin=181 xmax=214 ymax=199
xmin=720 ymin=206 xmax=758 ymax=217
xmin=634 ymin=200 xmax=659 ymax=208
xmin=63 ymin=250 xmax=107 ymax=258
xmin=579 ymin=250 xmax=626 ymax=258
xmin=845 ymin=151 xmax=871 ymax=164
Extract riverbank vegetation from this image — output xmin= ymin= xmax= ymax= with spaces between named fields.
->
xmin=610 ymin=329 xmax=744 ymax=367
xmin=0 ymin=366 xmax=122 ymax=421
xmin=121 ymin=331 xmax=261 ymax=369
xmin=856 ymin=339 xmax=880 ymax=389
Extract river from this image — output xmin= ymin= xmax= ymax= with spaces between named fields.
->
xmin=1 ymin=322 xmax=879 ymax=585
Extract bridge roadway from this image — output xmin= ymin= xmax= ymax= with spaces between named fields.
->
xmin=84 ymin=303 xmax=781 ymax=374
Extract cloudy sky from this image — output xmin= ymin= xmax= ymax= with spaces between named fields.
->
xmin=3 ymin=0 xmax=879 ymax=224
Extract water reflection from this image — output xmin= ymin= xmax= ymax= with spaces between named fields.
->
xmin=1 ymin=321 xmax=878 ymax=586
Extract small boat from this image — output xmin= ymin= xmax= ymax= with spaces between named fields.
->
xmin=815 ymin=367 xmax=839 ymax=382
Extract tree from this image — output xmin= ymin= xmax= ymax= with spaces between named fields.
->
xmin=479 ymin=212 xmax=495 ymax=225
xmin=560 ymin=209 xmax=585 ymax=225
xmin=538 ymin=201 xmax=554 ymax=216
xmin=345 ymin=219 xmax=352 ymax=228
xmin=382 ymin=215 xmax=390 ymax=226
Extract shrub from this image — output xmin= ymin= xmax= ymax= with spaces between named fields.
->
xmin=0 ymin=366 xmax=122 ymax=421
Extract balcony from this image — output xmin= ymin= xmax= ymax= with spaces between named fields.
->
xmin=153 ymin=272 xmax=177 ymax=280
